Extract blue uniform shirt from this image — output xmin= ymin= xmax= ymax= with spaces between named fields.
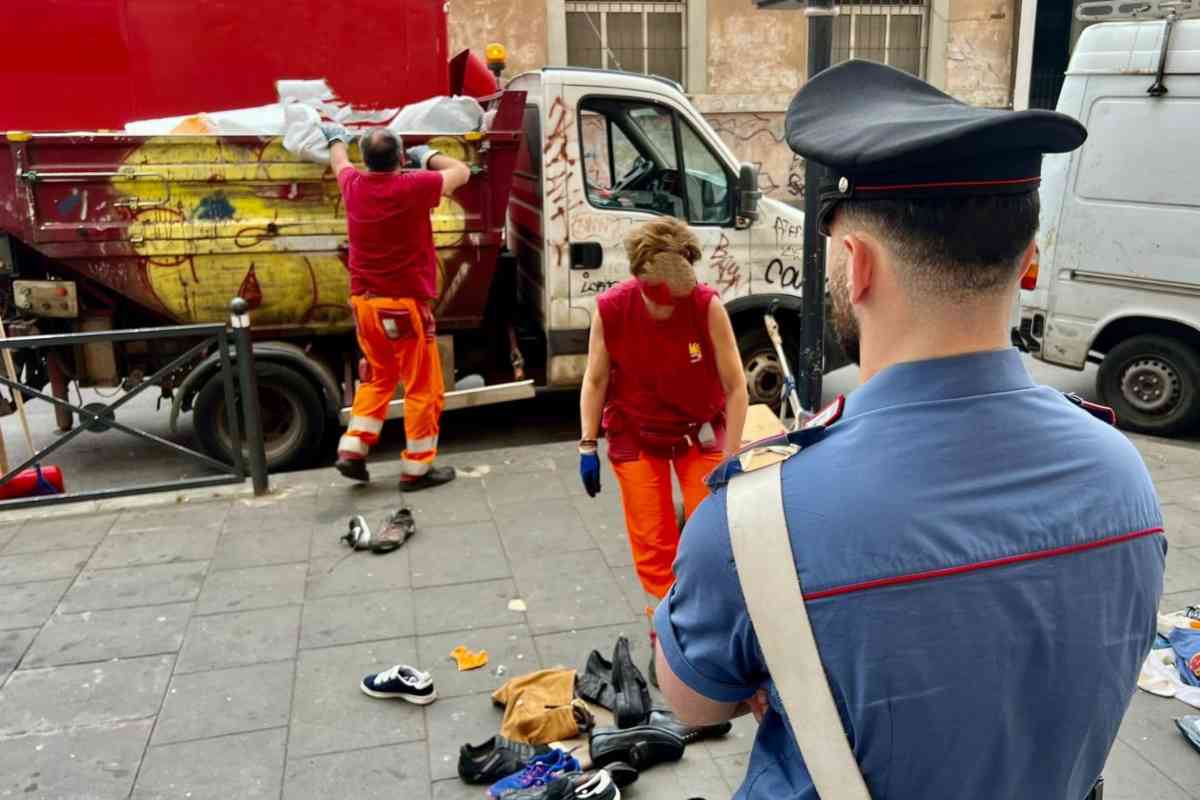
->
xmin=655 ymin=349 xmax=1165 ymax=800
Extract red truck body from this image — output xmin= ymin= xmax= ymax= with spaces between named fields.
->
xmin=0 ymin=1 xmax=528 ymax=473
xmin=3 ymin=0 xmax=449 ymax=132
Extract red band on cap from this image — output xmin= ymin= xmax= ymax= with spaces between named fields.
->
xmin=854 ymin=176 xmax=1042 ymax=193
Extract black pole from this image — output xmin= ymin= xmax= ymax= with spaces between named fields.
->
xmin=797 ymin=0 xmax=835 ymax=414
xmin=230 ymin=297 xmax=269 ymax=496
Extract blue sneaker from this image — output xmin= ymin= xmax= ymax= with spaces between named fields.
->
xmin=487 ymin=749 xmax=580 ymax=798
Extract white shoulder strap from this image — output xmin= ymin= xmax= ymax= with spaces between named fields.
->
xmin=727 ymin=462 xmax=872 ymax=800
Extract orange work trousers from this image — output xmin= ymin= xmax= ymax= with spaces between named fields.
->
xmin=338 ymin=295 xmax=444 ymax=477
xmin=611 ymin=447 xmax=724 ymax=599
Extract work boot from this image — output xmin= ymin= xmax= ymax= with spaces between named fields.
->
xmin=335 ymin=457 xmax=370 ymax=483
xmin=372 ymin=508 xmax=416 ymax=554
xmin=399 ymin=465 xmax=456 ymax=492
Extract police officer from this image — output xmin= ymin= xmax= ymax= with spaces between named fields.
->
xmin=652 ymin=60 xmax=1166 ymax=799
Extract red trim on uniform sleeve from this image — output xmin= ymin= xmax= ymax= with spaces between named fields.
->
xmin=804 ymin=526 xmax=1164 ymax=600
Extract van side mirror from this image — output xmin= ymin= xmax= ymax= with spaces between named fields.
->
xmin=736 ymin=163 xmax=761 ymax=228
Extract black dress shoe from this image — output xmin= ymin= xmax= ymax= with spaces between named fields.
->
xmin=589 ymin=725 xmax=685 ymax=771
xmin=648 ymin=709 xmax=732 ymax=745
xmin=611 ymin=635 xmax=651 ymax=729
xmin=398 ymin=465 xmax=456 ymax=492
xmin=457 ymin=735 xmax=552 ymax=784
xmin=335 ymin=458 xmax=370 ymax=482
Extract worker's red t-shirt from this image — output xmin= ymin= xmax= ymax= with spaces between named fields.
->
xmin=337 ymin=166 xmax=443 ymax=300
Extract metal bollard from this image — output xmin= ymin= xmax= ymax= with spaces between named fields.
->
xmin=229 ymin=298 xmax=269 ymax=496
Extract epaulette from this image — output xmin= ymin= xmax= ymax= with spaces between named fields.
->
xmin=1063 ymin=392 xmax=1117 ymax=426
xmin=706 ymin=395 xmax=845 ymax=491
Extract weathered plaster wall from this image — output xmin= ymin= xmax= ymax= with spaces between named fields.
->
xmin=706 ymin=0 xmax=808 ymax=96
xmin=447 ymin=0 xmax=547 ymax=77
xmin=945 ymin=0 xmax=1017 ymax=107
xmin=692 ymin=99 xmax=801 ymax=203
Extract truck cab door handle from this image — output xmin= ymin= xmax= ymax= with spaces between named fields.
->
xmin=570 ymin=242 xmax=603 ymax=271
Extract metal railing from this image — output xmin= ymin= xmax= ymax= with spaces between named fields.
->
xmin=0 ymin=298 xmax=268 ymax=510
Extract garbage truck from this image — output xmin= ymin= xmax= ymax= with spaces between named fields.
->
xmin=0 ymin=0 xmax=839 ymax=472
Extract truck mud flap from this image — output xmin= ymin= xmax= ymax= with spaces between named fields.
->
xmin=338 ymin=379 xmax=536 ymax=424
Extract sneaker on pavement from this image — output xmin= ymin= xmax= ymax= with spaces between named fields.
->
xmin=398 ymin=465 xmax=456 ymax=492
xmin=487 ymin=749 xmax=579 ymax=799
xmin=458 ymin=735 xmax=553 ymax=784
xmin=359 ymin=664 xmax=436 ymax=705
xmin=372 ymin=508 xmax=416 ymax=553
xmin=502 ymin=770 xmax=620 ymax=800
xmin=335 ymin=457 xmax=370 ymax=483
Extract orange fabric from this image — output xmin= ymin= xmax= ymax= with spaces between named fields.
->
xmin=341 ymin=295 xmax=445 ymax=473
xmin=611 ymin=447 xmax=723 ymax=599
xmin=491 ymin=668 xmax=580 ymax=744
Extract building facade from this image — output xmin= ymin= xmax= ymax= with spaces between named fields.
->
xmin=450 ymin=0 xmax=1022 ymax=202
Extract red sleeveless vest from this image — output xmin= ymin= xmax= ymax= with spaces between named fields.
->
xmin=597 ymin=279 xmax=726 ymax=461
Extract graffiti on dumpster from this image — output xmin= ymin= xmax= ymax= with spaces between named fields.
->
xmin=104 ymin=134 xmax=475 ymax=328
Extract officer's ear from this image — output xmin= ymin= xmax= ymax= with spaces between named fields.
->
xmin=840 ymin=232 xmax=875 ymax=305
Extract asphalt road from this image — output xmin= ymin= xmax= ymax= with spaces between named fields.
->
xmin=0 ymin=355 xmax=1115 ymax=497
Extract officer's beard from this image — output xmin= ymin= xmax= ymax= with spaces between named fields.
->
xmin=828 ymin=248 xmax=861 ymax=366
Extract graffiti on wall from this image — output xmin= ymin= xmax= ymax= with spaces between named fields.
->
xmin=706 ymin=111 xmax=798 ymax=203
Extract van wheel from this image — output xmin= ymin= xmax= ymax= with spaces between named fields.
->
xmin=738 ymin=328 xmax=794 ymax=409
xmin=193 ymin=362 xmax=327 ymax=472
xmin=1097 ymin=334 xmax=1200 ymax=436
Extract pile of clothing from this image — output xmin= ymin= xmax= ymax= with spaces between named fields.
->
xmin=1139 ymin=606 xmax=1200 ymax=755
xmin=457 ymin=635 xmax=732 ymax=799
xmin=1139 ymin=606 xmax=1200 ymax=708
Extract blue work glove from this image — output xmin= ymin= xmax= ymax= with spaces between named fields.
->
xmin=580 ymin=448 xmax=601 ymax=498
xmin=405 ymin=145 xmax=440 ymax=169
xmin=320 ymin=123 xmax=354 ymax=147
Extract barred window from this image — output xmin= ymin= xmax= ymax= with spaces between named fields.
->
xmin=832 ymin=1 xmax=928 ymax=78
xmin=566 ymin=2 xmax=687 ymax=87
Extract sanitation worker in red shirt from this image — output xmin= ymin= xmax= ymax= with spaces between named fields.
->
xmin=323 ymin=125 xmax=470 ymax=491
xmin=579 ymin=217 xmax=749 ymax=681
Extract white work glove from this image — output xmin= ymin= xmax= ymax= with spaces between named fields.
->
xmin=405 ymin=145 xmax=439 ymax=169
xmin=321 ymin=123 xmax=354 ymax=147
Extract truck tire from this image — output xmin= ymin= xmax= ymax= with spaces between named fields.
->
xmin=1096 ymin=334 xmax=1200 ymax=436
xmin=193 ymin=362 xmax=327 ymax=472
xmin=738 ymin=327 xmax=793 ymax=409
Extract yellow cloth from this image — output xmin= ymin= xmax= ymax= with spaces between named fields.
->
xmin=491 ymin=668 xmax=580 ymax=744
xmin=449 ymin=645 xmax=489 ymax=671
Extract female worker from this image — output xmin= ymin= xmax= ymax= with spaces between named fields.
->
xmin=578 ymin=216 xmax=748 ymax=673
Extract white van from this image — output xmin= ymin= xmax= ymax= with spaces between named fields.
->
xmin=1016 ymin=11 xmax=1200 ymax=435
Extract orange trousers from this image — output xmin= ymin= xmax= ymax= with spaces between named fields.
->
xmin=338 ymin=295 xmax=444 ymax=476
xmin=611 ymin=447 xmax=724 ymax=599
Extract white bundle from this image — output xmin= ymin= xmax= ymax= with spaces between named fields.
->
xmin=282 ymin=103 xmax=331 ymax=164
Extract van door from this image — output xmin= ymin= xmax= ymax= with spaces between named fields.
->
xmin=542 ymin=85 xmax=747 ymax=385
xmin=1043 ymin=89 xmax=1200 ymax=369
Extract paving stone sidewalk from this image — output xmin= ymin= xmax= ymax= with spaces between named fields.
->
xmin=0 ymin=435 xmax=1198 ymax=800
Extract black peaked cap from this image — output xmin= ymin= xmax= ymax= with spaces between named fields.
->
xmin=785 ymin=60 xmax=1088 ymax=234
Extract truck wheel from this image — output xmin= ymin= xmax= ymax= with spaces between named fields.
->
xmin=1097 ymin=334 xmax=1200 ymax=436
xmin=738 ymin=328 xmax=792 ymax=408
xmin=193 ymin=362 xmax=327 ymax=472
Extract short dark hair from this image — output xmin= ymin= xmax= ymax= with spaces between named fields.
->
xmin=361 ymin=129 xmax=402 ymax=172
xmin=836 ymin=192 xmax=1040 ymax=298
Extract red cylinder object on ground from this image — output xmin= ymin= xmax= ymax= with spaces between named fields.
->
xmin=0 ymin=466 xmax=65 ymax=500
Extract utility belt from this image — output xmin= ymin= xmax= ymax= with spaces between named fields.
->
xmin=636 ymin=416 xmax=723 ymax=460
